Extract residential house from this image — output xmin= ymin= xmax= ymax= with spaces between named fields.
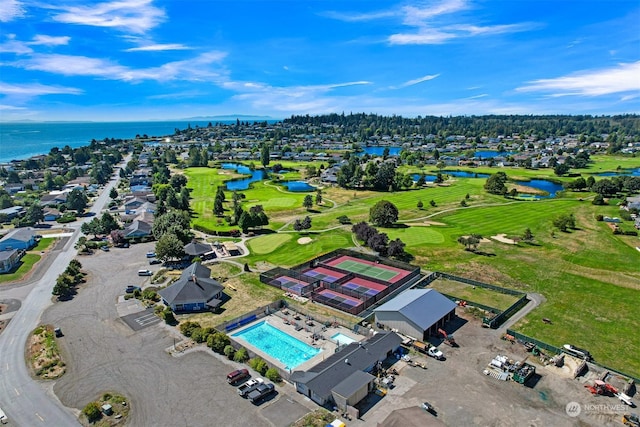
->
xmin=123 ymin=220 xmax=153 ymax=239
xmin=0 ymin=206 xmax=24 ymax=220
xmin=40 ymin=192 xmax=68 ymax=207
xmin=159 ymin=262 xmax=224 ymax=312
xmin=0 ymin=228 xmax=36 ymax=251
xmin=43 ymin=208 xmax=62 ymax=222
xmin=0 ymin=249 xmax=21 ymax=273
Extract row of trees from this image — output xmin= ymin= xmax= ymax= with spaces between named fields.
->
xmin=336 ymin=157 xmax=415 ymax=191
xmin=81 ymin=212 xmax=120 ymax=238
xmin=52 ymin=260 xmax=85 ymax=298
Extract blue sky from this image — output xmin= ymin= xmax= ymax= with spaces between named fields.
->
xmin=0 ymin=0 xmax=638 ymax=121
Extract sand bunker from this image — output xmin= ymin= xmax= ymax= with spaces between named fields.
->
xmin=297 ymin=237 xmax=313 ymax=244
xmin=491 ymin=233 xmax=517 ymax=245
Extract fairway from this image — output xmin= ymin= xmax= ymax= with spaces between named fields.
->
xmin=332 ymin=259 xmax=398 ymax=281
xmin=246 ymin=234 xmax=292 ymax=254
xmin=386 ymin=225 xmax=445 ymax=246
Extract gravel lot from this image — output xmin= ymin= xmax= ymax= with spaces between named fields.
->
xmin=42 ymin=242 xmax=316 ymax=427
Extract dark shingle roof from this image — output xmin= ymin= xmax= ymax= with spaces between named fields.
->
xmin=184 ymin=241 xmax=213 ymax=256
xmin=293 ymin=331 xmax=402 ymax=401
xmin=158 ymin=262 xmax=223 ymax=305
xmin=331 ymin=370 xmax=375 ymax=399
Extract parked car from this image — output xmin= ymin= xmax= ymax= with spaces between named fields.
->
xmin=100 ymin=245 xmax=110 ymax=252
xmin=125 ymin=285 xmax=141 ymax=294
xmin=422 ymin=401 xmax=437 ymax=415
xmin=138 ymin=269 xmax=153 ymax=276
xmin=227 ymin=369 xmax=250 ymax=384
xmin=146 ymin=252 xmax=156 ymax=258
xmin=248 ymin=383 xmax=275 ymax=404
xmin=427 ymin=346 xmax=444 ymax=360
xmin=0 ymin=406 xmax=7 ymax=424
xmin=54 ymin=327 xmax=63 ymax=337
xmin=238 ymin=378 xmax=264 ymax=397
xmin=149 ymin=259 xmax=162 ymax=265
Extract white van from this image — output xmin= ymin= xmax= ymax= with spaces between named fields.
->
xmin=0 ymin=406 xmax=8 ymax=424
xmin=138 ymin=269 xmax=153 ymax=276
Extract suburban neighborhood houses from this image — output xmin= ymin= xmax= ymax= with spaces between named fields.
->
xmin=0 ymin=114 xmax=639 ymax=427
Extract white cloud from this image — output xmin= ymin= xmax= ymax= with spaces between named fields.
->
xmin=400 ymin=0 xmax=468 ymax=26
xmin=322 ymin=9 xmax=397 ymax=22
xmin=516 ymin=61 xmax=640 ymax=97
xmin=125 ymin=43 xmax=191 ymax=52
xmin=50 ymin=0 xmax=165 ymax=34
xmin=0 ymin=0 xmax=24 ymax=22
xmin=0 ymin=34 xmax=32 ymax=54
xmin=29 ymin=35 xmax=71 ymax=46
xmin=0 ymin=82 xmax=82 ymax=96
xmin=9 ymin=51 xmax=227 ymax=82
xmin=394 ymin=73 xmax=440 ymax=88
xmin=0 ymin=104 xmax=26 ymax=110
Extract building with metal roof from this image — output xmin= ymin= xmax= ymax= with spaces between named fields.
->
xmin=373 ymin=289 xmax=456 ymax=341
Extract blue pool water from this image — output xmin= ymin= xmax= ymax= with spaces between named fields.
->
xmin=232 ymin=321 xmax=321 ymax=369
xmin=331 ymin=333 xmax=356 ymax=346
xmin=284 ymin=181 xmax=316 ymax=192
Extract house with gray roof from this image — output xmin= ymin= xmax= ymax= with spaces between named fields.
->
xmin=0 ymin=206 xmax=24 ymax=220
xmin=123 ymin=219 xmax=153 ymax=239
xmin=159 ymin=262 xmax=224 ymax=312
xmin=0 ymin=228 xmax=36 ymax=251
xmin=373 ymin=289 xmax=456 ymax=341
xmin=0 ymin=249 xmax=21 ymax=273
xmin=290 ymin=331 xmax=402 ymax=409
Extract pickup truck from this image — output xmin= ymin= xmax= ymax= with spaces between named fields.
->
xmin=248 ymin=383 xmax=275 ymax=404
xmin=427 ymin=346 xmax=444 ymax=360
xmin=238 ymin=378 xmax=264 ymax=397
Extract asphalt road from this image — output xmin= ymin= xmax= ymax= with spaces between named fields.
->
xmin=0 ymin=157 xmax=128 ymax=426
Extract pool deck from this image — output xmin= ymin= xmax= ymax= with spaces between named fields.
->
xmin=230 ymin=311 xmax=366 ymax=373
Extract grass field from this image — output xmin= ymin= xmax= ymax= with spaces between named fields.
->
xmin=32 ymin=237 xmax=55 ymax=252
xmin=185 ymin=158 xmax=640 ymax=378
xmin=427 ymin=278 xmax=521 ymax=311
xmin=0 ymin=253 xmax=41 ymax=283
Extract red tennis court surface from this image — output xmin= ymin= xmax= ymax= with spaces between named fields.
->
xmin=343 ymin=277 xmax=387 ymax=291
xmin=303 ymin=266 xmax=347 ymax=283
xmin=325 ymin=255 xmax=411 ymax=283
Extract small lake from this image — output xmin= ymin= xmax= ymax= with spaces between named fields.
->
xmin=514 ymin=179 xmax=564 ymax=199
xmin=283 ymin=181 xmax=316 ymax=192
xmin=221 ymin=163 xmax=267 ymax=190
xmin=361 ymin=146 xmax=402 ymax=156
xmin=596 ymin=168 xmax=640 ymax=177
xmin=445 ymin=171 xmax=490 ymax=178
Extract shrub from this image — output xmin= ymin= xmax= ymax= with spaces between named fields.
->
xmin=190 ymin=328 xmax=207 ymax=343
xmin=224 ymin=345 xmax=235 ymax=359
xmin=265 ymin=367 xmax=281 ymax=382
xmin=180 ymin=321 xmax=202 ymax=337
xmin=82 ymin=401 xmax=102 ymax=423
xmin=208 ymin=332 xmax=230 ymax=354
xmin=595 ymin=214 xmax=604 ymax=221
xmin=161 ymin=307 xmax=176 ymax=324
xmin=249 ymin=357 xmax=268 ymax=375
xmin=623 ymin=230 xmax=638 ymax=236
xmin=233 ymin=347 xmax=249 ymax=363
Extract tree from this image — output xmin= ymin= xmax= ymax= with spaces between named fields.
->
xmin=82 ymin=401 xmax=102 ymax=423
xmin=238 ymin=211 xmax=252 ymax=233
xmin=155 ymin=233 xmax=185 ymax=261
xmin=110 ymin=230 xmax=125 ymax=247
xmin=417 ymin=200 xmax=423 ymax=210
xmin=367 ymin=232 xmax=389 ymax=255
xmin=25 ymin=204 xmax=44 ymax=225
xmin=522 ymin=228 xmax=534 ymax=243
xmin=152 ymin=210 xmax=192 ymax=243
xmin=302 ymin=195 xmax=313 ymax=210
xmin=109 ymin=187 xmax=118 ymax=199
xmin=592 ymin=194 xmax=607 ymax=205
xmin=315 ymin=190 xmax=323 ymax=205
xmin=458 ymin=234 xmax=482 ymax=251
xmin=213 ymin=195 xmax=224 ymax=216
xmin=387 ymin=238 xmax=406 ymax=258
xmin=260 ymin=143 xmax=270 ymax=167
xmin=369 ymin=200 xmax=398 ymax=227
xmin=66 ymin=188 xmax=88 ymax=213
xmin=554 ymin=163 xmax=570 ymax=176
xmin=430 ymin=200 xmax=437 ymax=207
xmin=484 ymin=172 xmax=508 ymax=195
xmin=81 ymin=218 xmax=103 ymax=238
xmin=552 ymin=213 xmax=576 ymax=232
xmin=100 ymin=212 xmax=119 ymax=234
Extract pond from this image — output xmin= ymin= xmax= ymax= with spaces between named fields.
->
xmin=360 ymin=146 xmax=402 ymax=156
xmin=221 ymin=163 xmax=267 ymax=190
xmin=474 ymin=150 xmax=515 ymax=158
xmin=596 ymin=168 xmax=640 ymax=177
xmin=283 ymin=181 xmax=316 ymax=192
xmin=444 ymin=170 xmax=490 ymax=178
xmin=514 ymin=179 xmax=564 ymax=199
xmin=411 ymin=174 xmax=437 ymax=182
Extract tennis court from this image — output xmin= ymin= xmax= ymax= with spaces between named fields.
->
xmin=325 ymin=255 xmax=409 ymax=283
xmin=271 ymin=276 xmax=308 ymax=294
xmin=303 ymin=266 xmax=345 ymax=283
xmin=316 ymin=289 xmax=363 ymax=308
xmin=340 ymin=277 xmax=386 ymax=297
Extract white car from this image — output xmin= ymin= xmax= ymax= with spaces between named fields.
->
xmin=0 ymin=406 xmax=7 ymax=424
xmin=427 ymin=347 xmax=444 ymax=360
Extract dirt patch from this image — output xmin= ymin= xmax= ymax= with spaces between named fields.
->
xmin=79 ymin=392 xmax=130 ymax=427
xmin=27 ymin=325 xmax=66 ymax=379
xmin=491 ymin=233 xmax=517 ymax=245
xmin=297 ymin=237 xmax=313 ymax=244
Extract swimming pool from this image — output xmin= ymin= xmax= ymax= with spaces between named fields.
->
xmin=232 ymin=321 xmax=321 ymax=369
xmin=331 ymin=332 xmax=356 ymax=346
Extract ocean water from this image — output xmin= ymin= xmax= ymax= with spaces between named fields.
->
xmin=0 ymin=121 xmax=231 ymax=163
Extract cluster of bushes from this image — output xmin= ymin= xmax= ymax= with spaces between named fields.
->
xmin=192 ymin=224 xmax=241 ymax=237
xmin=352 ymin=221 xmax=407 ymax=259
xmin=179 ymin=321 xmax=281 ymax=382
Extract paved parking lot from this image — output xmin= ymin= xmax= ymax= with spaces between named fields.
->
xmin=42 ymin=242 xmax=316 ymax=427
